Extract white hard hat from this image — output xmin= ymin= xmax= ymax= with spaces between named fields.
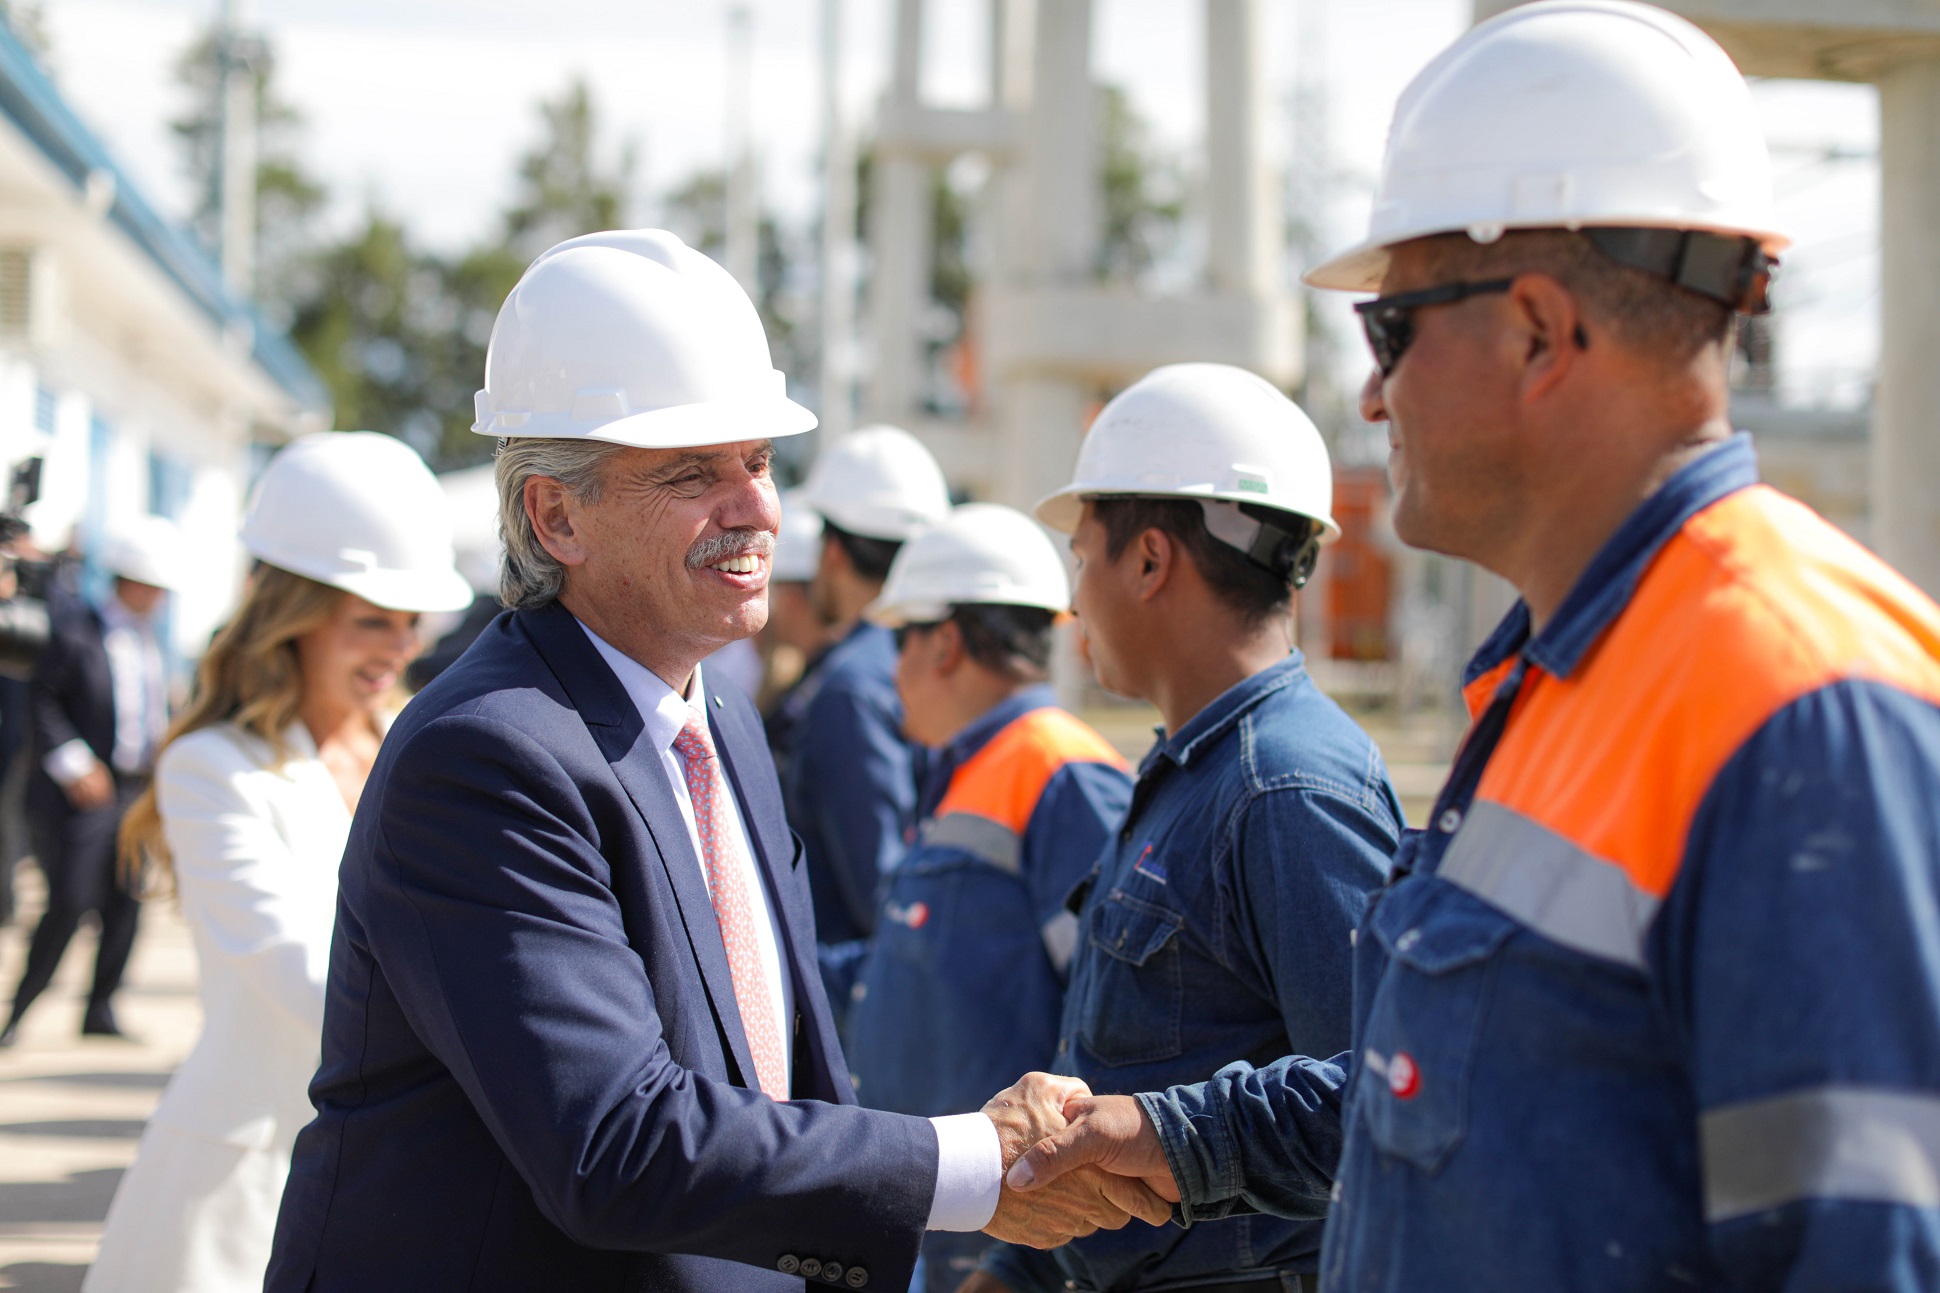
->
xmin=471 ymin=228 xmax=816 ymax=449
xmin=242 ymin=432 xmax=474 ymax=614
xmin=802 ymin=425 xmax=951 ymax=542
xmin=1308 ymin=0 xmax=1788 ymax=296
xmin=100 ymin=514 xmax=186 ymax=591
xmin=1036 ymin=364 xmax=1337 ymax=587
xmin=868 ymin=503 xmax=1069 ymax=629
xmin=771 ymin=487 xmax=824 ymax=584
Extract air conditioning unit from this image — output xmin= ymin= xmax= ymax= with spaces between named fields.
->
xmin=0 ymin=247 xmax=65 ymax=350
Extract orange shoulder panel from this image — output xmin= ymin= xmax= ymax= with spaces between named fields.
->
xmin=935 ymin=707 xmax=1129 ymax=834
xmin=1477 ymin=485 xmax=1940 ymax=899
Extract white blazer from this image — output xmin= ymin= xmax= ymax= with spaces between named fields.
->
xmin=146 ymin=721 xmax=351 ymax=1151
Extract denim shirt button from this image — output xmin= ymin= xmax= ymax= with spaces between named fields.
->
xmin=1397 ymin=928 xmax=1422 ymax=953
xmin=1437 ymin=807 xmax=1464 ymax=834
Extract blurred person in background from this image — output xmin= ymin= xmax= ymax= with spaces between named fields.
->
xmin=85 ymin=432 xmax=470 ymax=1293
xmin=0 ymin=515 xmax=183 ymax=1047
xmin=760 ymin=487 xmax=833 ymax=786
xmin=849 ymin=504 xmax=1134 ymax=1293
xmin=792 ymin=427 xmax=951 ymax=950
xmin=404 ymin=542 xmax=503 ymax=691
xmin=975 ymin=365 xmax=1402 ymax=1293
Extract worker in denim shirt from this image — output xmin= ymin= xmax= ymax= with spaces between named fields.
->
xmin=973 ymin=365 xmax=1401 ymax=1293
xmin=848 ymin=504 xmax=1134 ymax=1293
xmin=792 ymin=427 xmax=952 ymax=952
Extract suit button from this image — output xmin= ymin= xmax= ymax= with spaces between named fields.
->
xmin=846 ymin=1268 xmax=869 ymax=1288
xmin=822 ymin=1262 xmax=845 ymax=1282
xmin=800 ymin=1258 xmax=823 ymax=1278
xmin=777 ymin=1254 xmax=800 ymax=1275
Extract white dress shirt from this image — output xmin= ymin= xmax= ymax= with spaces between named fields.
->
xmin=46 ymin=593 xmax=168 ymax=785
xmin=577 ymin=622 xmax=1002 ymax=1232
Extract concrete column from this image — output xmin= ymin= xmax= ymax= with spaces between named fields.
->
xmin=1205 ymin=0 xmax=1280 ymax=297
xmin=818 ymin=0 xmax=857 ymax=442
xmin=1018 ymin=0 xmax=1095 ymax=283
xmin=724 ymin=6 xmax=759 ymax=296
xmin=1875 ymin=56 xmax=1940 ymax=596
xmin=865 ymin=0 xmax=932 ymax=424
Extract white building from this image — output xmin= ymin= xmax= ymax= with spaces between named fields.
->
xmin=0 ymin=19 xmax=327 ymax=658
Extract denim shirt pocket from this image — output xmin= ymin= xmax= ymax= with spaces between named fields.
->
xmin=1354 ymin=874 xmax=1516 ymax=1172
xmin=1075 ymin=888 xmax=1185 ymax=1067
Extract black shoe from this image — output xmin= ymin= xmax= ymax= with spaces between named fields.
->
xmin=81 ymin=1007 xmax=128 ymax=1039
xmin=0 ymin=1019 xmax=18 ymax=1049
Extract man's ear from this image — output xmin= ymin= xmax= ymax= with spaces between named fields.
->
xmin=525 ymin=476 xmax=589 ymax=567
xmin=1133 ymin=528 xmax=1176 ymax=604
xmin=932 ymin=619 xmax=968 ymax=676
xmin=1505 ymin=272 xmax=1585 ymax=402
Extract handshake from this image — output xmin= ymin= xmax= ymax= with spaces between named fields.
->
xmin=975 ymin=1072 xmax=1181 ymax=1249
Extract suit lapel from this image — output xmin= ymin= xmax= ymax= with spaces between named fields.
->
xmin=519 ymin=604 xmax=761 ymax=1092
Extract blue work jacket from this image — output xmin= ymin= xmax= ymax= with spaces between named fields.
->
xmin=785 ymin=621 xmax=922 ymax=946
xmin=989 ymin=654 xmax=1401 ymax=1293
xmin=849 ymin=687 xmax=1133 ymax=1119
xmin=1138 ymin=435 xmax=1940 ymax=1291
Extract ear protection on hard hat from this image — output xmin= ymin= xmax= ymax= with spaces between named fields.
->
xmin=1581 ymin=228 xmax=1776 ymax=315
xmin=1199 ymin=501 xmax=1324 ymax=588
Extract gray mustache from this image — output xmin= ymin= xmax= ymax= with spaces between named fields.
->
xmin=687 ymin=529 xmax=776 ymax=569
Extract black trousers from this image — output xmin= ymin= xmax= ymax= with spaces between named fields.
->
xmin=7 ymin=775 xmax=143 ymax=1027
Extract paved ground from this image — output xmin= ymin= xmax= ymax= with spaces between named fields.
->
xmin=0 ymin=702 xmax=1453 ymax=1293
xmin=0 ymin=869 xmax=200 ymax=1292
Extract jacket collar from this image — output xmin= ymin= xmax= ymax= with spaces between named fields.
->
xmin=1463 ymin=432 xmax=1759 ymax=686
xmin=1144 ymin=651 xmax=1308 ymax=776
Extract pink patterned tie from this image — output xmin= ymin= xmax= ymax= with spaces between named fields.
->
xmin=672 ymin=712 xmax=789 ymax=1100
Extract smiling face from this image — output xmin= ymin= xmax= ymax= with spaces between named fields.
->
xmin=536 ymin=439 xmax=781 ymax=681
xmin=295 ymin=593 xmax=421 ymax=719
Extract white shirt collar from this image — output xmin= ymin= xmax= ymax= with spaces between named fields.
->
xmin=100 ymin=596 xmax=155 ymax=635
xmin=577 ymin=620 xmax=704 ymax=757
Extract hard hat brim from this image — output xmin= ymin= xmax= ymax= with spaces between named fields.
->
xmin=473 ymin=394 xmax=817 ymax=450
xmin=258 ymin=557 xmax=479 ymax=614
xmin=1034 ymin=483 xmax=1341 ymax=545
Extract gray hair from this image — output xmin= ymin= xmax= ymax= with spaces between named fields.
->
xmin=495 ymin=437 xmax=627 ymax=610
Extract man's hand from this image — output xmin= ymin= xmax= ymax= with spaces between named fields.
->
xmin=65 ymin=763 xmax=112 ymax=811
xmin=1005 ymin=1093 xmax=1181 ymax=1205
xmin=953 ymin=1273 xmax=1012 ymax=1293
xmin=978 ymin=1075 xmax=1173 ymax=1248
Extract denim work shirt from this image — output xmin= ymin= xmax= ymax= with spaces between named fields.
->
xmin=988 ymin=653 xmax=1401 ymax=1293
xmin=1135 ymin=435 xmax=1940 ymax=1291
xmin=784 ymin=621 xmax=923 ymax=947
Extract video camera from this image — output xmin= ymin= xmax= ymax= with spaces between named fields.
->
xmin=0 ymin=457 xmax=53 ymax=679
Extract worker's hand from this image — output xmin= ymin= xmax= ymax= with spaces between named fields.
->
xmin=1006 ymin=1093 xmax=1182 ymax=1206
xmin=978 ymin=1074 xmax=1173 ymax=1247
xmin=65 ymin=762 xmax=113 ymax=811
xmin=953 ymin=1273 xmax=1014 ymax=1293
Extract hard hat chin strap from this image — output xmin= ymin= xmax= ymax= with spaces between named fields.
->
xmin=1199 ymin=500 xmax=1322 ymax=589
xmin=1579 ymin=227 xmax=1776 ymax=315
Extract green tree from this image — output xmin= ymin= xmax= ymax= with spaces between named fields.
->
xmin=1095 ymin=82 xmax=1183 ymax=287
xmin=502 ymin=78 xmax=635 ymax=261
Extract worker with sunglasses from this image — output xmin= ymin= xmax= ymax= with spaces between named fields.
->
xmin=1002 ymin=4 xmax=1940 ymax=1290
xmin=846 ymin=503 xmax=1133 ymax=1293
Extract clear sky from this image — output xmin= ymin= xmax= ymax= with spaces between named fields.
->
xmin=38 ymin=0 xmax=1879 ymax=412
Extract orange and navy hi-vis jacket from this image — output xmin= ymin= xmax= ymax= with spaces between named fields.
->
xmin=1137 ymin=435 xmax=1940 ymax=1291
xmin=846 ymin=687 xmax=1131 ymax=1122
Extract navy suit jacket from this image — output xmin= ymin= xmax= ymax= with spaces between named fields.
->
xmin=267 ymin=602 xmax=938 ymax=1292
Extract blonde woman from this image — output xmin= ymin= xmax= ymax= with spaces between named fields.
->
xmin=85 ymin=433 xmax=472 ymax=1293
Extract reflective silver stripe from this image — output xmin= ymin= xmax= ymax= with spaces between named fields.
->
xmin=1702 ymin=1086 xmax=1940 ymax=1221
xmin=1436 ymin=800 xmax=1658 ymax=969
xmin=921 ymin=812 xmax=1021 ymax=874
xmin=1041 ymin=910 xmax=1080 ymax=974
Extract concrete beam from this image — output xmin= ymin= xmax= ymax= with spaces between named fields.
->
xmin=875 ymin=103 xmax=1020 ymax=160
xmin=984 ymin=288 xmax=1301 ymax=387
xmin=1472 ymin=0 xmax=1940 ymax=79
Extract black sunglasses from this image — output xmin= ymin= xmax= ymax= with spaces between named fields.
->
xmin=1353 ymin=278 xmax=1514 ymax=377
xmin=892 ymin=621 xmax=944 ymax=652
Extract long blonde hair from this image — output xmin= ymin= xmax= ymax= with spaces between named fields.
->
xmin=120 ymin=565 xmax=347 ymax=886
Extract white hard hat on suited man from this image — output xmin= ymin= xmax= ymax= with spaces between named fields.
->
xmin=802 ymin=425 xmax=951 ymax=543
xmin=771 ymin=488 xmax=824 ymax=585
xmin=241 ymin=431 xmax=474 ymax=614
xmin=868 ymin=504 xmax=1069 ymax=629
xmin=99 ymin=513 xmax=188 ymax=592
xmin=472 ymin=229 xmax=817 ymax=450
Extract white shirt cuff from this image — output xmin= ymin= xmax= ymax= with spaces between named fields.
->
xmin=43 ymin=739 xmax=99 ymax=787
xmin=926 ymin=1112 xmax=1003 ymax=1231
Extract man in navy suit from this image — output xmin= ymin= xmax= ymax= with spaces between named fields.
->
xmin=267 ymin=230 xmax=1164 ymax=1293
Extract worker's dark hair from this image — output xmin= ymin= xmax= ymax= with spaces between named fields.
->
xmin=1414 ymin=228 xmax=1734 ymax=365
xmin=822 ymin=520 xmax=903 ymax=582
xmin=945 ymin=603 xmax=1058 ymax=683
xmin=1092 ymin=496 xmax=1293 ymax=628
